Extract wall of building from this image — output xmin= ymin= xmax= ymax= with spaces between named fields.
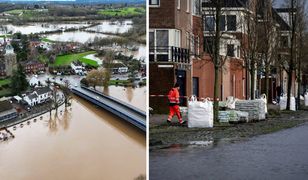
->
xmin=149 ymin=0 xmax=176 ymax=29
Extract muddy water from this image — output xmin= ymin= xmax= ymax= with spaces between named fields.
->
xmin=0 ymin=96 xmax=145 ymax=180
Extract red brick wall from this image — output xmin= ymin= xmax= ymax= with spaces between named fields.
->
xmin=193 ymin=15 xmax=204 ymax=56
xmin=149 ymin=0 xmax=176 ymax=28
xmin=149 ymin=63 xmax=176 ymax=113
xmin=193 ymin=56 xmax=216 ymax=99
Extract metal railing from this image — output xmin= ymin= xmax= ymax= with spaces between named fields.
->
xmin=149 ymin=46 xmax=190 ymax=64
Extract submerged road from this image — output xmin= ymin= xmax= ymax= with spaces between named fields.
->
xmin=150 ymin=123 xmax=308 ymax=180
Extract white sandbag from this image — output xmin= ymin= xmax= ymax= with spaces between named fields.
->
xmin=305 ymin=93 xmax=308 ymax=106
xmin=279 ymin=96 xmax=296 ymax=111
xmin=188 ymin=96 xmax=213 ymax=128
xmin=226 ymin=96 xmax=236 ymax=109
xmin=260 ymin=94 xmax=268 ymax=114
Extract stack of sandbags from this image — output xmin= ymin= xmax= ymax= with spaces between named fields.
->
xmin=218 ymin=111 xmax=231 ymax=123
xmin=235 ymin=100 xmax=266 ymax=121
xmin=279 ymin=96 xmax=296 ymax=111
xmin=235 ymin=111 xmax=249 ymax=123
xmin=305 ymin=93 xmax=308 ymax=106
xmin=218 ymin=110 xmax=248 ymax=123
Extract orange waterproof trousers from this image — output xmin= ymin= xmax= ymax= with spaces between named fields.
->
xmin=168 ymin=105 xmax=183 ymax=123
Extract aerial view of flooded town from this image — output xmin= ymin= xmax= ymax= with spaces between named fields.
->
xmin=0 ymin=0 xmax=146 ymax=179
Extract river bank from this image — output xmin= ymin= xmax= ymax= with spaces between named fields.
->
xmin=150 ymin=107 xmax=308 ymax=150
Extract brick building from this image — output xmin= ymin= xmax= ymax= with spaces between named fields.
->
xmin=20 ymin=60 xmax=45 ymax=74
xmin=149 ymin=0 xmax=194 ymax=113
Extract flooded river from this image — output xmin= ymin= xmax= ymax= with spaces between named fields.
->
xmin=0 ymin=87 xmax=146 ymax=180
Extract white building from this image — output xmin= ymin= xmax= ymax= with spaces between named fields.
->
xmin=71 ymin=61 xmax=84 ymax=75
xmin=24 ymin=87 xmax=52 ymax=106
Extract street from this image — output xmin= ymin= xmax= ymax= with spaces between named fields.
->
xmin=150 ymin=123 xmax=308 ymax=180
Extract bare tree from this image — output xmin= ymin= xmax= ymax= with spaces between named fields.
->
xmin=60 ymin=79 xmax=72 ymax=108
xmin=282 ymin=0 xmax=302 ymax=110
xmin=295 ymin=0 xmax=307 ymax=109
xmin=257 ymin=0 xmax=279 ymax=103
xmin=202 ymin=0 xmax=249 ymax=122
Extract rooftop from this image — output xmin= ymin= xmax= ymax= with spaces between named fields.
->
xmin=34 ymin=86 xmax=51 ymax=95
xmin=0 ymin=100 xmax=14 ymax=112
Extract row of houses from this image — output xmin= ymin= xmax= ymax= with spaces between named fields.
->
xmin=149 ymin=0 xmax=295 ymax=113
xmin=0 ymin=86 xmax=52 ymax=122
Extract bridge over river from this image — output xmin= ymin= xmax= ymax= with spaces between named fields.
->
xmin=72 ymin=86 xmax=146 ymax=132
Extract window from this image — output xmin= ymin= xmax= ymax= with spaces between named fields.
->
xmin=191 ymin=34 xmax=195 ymax=54
xmin=149 ymin=0 xmax=159 ymax=6
xmin=204 ymin=36 xmax=214 ymax=54
xmin=220 ymin=15 xmax=226 ymax=31
xmin=227 ymin=15 xmax=236 ymax=31
xmin=204 ymin=16 xmax=215 ymax=31
xmin=156 ymin=30 xmax=169 ymax=52
xmin=175 ymin=30 xmax=181 ymax=47
xmin=192 ymin=0 xmax=201 ymax=15
xmin=227 ymin=44 xmax=235 ymax=57
xmin=196 ymin=36 xmax=200 ymax=55
xmin=149 ymin=32 xmax=154 ymax=47
xmin=186 ymin=0 xmax=190 ymax=12
xmin=281 ymin=36 xmax=289 ymax=47
xmin=186 ymin=32 xmax=190 ymax=49
xmin=237 ymin=45 xmax=240 ymax=57
xmin=177 ymin=0 xmax=181 ymax=9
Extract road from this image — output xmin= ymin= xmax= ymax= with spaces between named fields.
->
xmin=150 ymin=123 xmax=308 ymax=180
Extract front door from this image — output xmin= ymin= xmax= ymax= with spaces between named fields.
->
xmin=193 ymin=77 xmax=199 ymax=98
xmin=176 ymin=70 xmax=186 ymax=106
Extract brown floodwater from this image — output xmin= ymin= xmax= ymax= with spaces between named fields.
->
xmin=0 ymin=87 xmax=146 ymax=180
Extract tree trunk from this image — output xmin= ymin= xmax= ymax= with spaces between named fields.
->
xmin=287 ymin=67 xmax=293 ymax=110
xmin=265 ymin=64 xmax=270 ymax=103
xmin=213 ymin=0 xmax=221 ymax=123
xmin=213 ymin=66 xmax=219 ymax=123
xmin=297 ymin=56 xmax=301 ymax=110
xmin=250 ymin=61 xmax=255 ymax=100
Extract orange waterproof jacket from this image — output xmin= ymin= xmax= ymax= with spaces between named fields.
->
xmin=168 ymin=88 xmax=180 ymax=106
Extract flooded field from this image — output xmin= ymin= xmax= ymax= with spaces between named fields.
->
xmin=0 ymin=20 xmax=132 ymax=35
xmin=0 ymin=97 xmax=145 ymax=180
xmin=45 ymin=31 xmax=110 ymax=43
xmin=86 ymin=20 xmax=132 ymax=33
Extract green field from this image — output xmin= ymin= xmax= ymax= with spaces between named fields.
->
xmin=0 ymin=35 xmax=12 ymax=38
xmin=0 ymin=79 xmax=12 ymax=97
xmin=53 ymin=51 xmax=98 ymax=67
xmin=4 ymin=9 xmax=48 ymax=19
xmin=98 ymin=7 xmax=145 ymax=17
xmin=41 ymin=38 xmax=57 ymax=43
xmin=0 ymin=79 xmax=11 ymax=86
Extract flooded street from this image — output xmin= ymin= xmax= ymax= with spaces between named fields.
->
xmin=0 ymin=88 xmax=146 ymax=180
xmin=150 ymin=123 xmax=308 ymax=180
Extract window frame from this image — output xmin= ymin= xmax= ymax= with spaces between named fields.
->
xmin=149 ymin=0 xmax=160 ymax=7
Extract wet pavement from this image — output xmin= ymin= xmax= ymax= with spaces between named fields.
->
xmin=150 ymin=123 xmax=308 ymax=180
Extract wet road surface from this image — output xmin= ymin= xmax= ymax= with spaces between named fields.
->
xmin=150 ymin=123 xmax=308 ymax=180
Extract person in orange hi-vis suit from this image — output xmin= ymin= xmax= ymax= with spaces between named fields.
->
xmin=167 ymin=82 xmax=187 ymax=125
